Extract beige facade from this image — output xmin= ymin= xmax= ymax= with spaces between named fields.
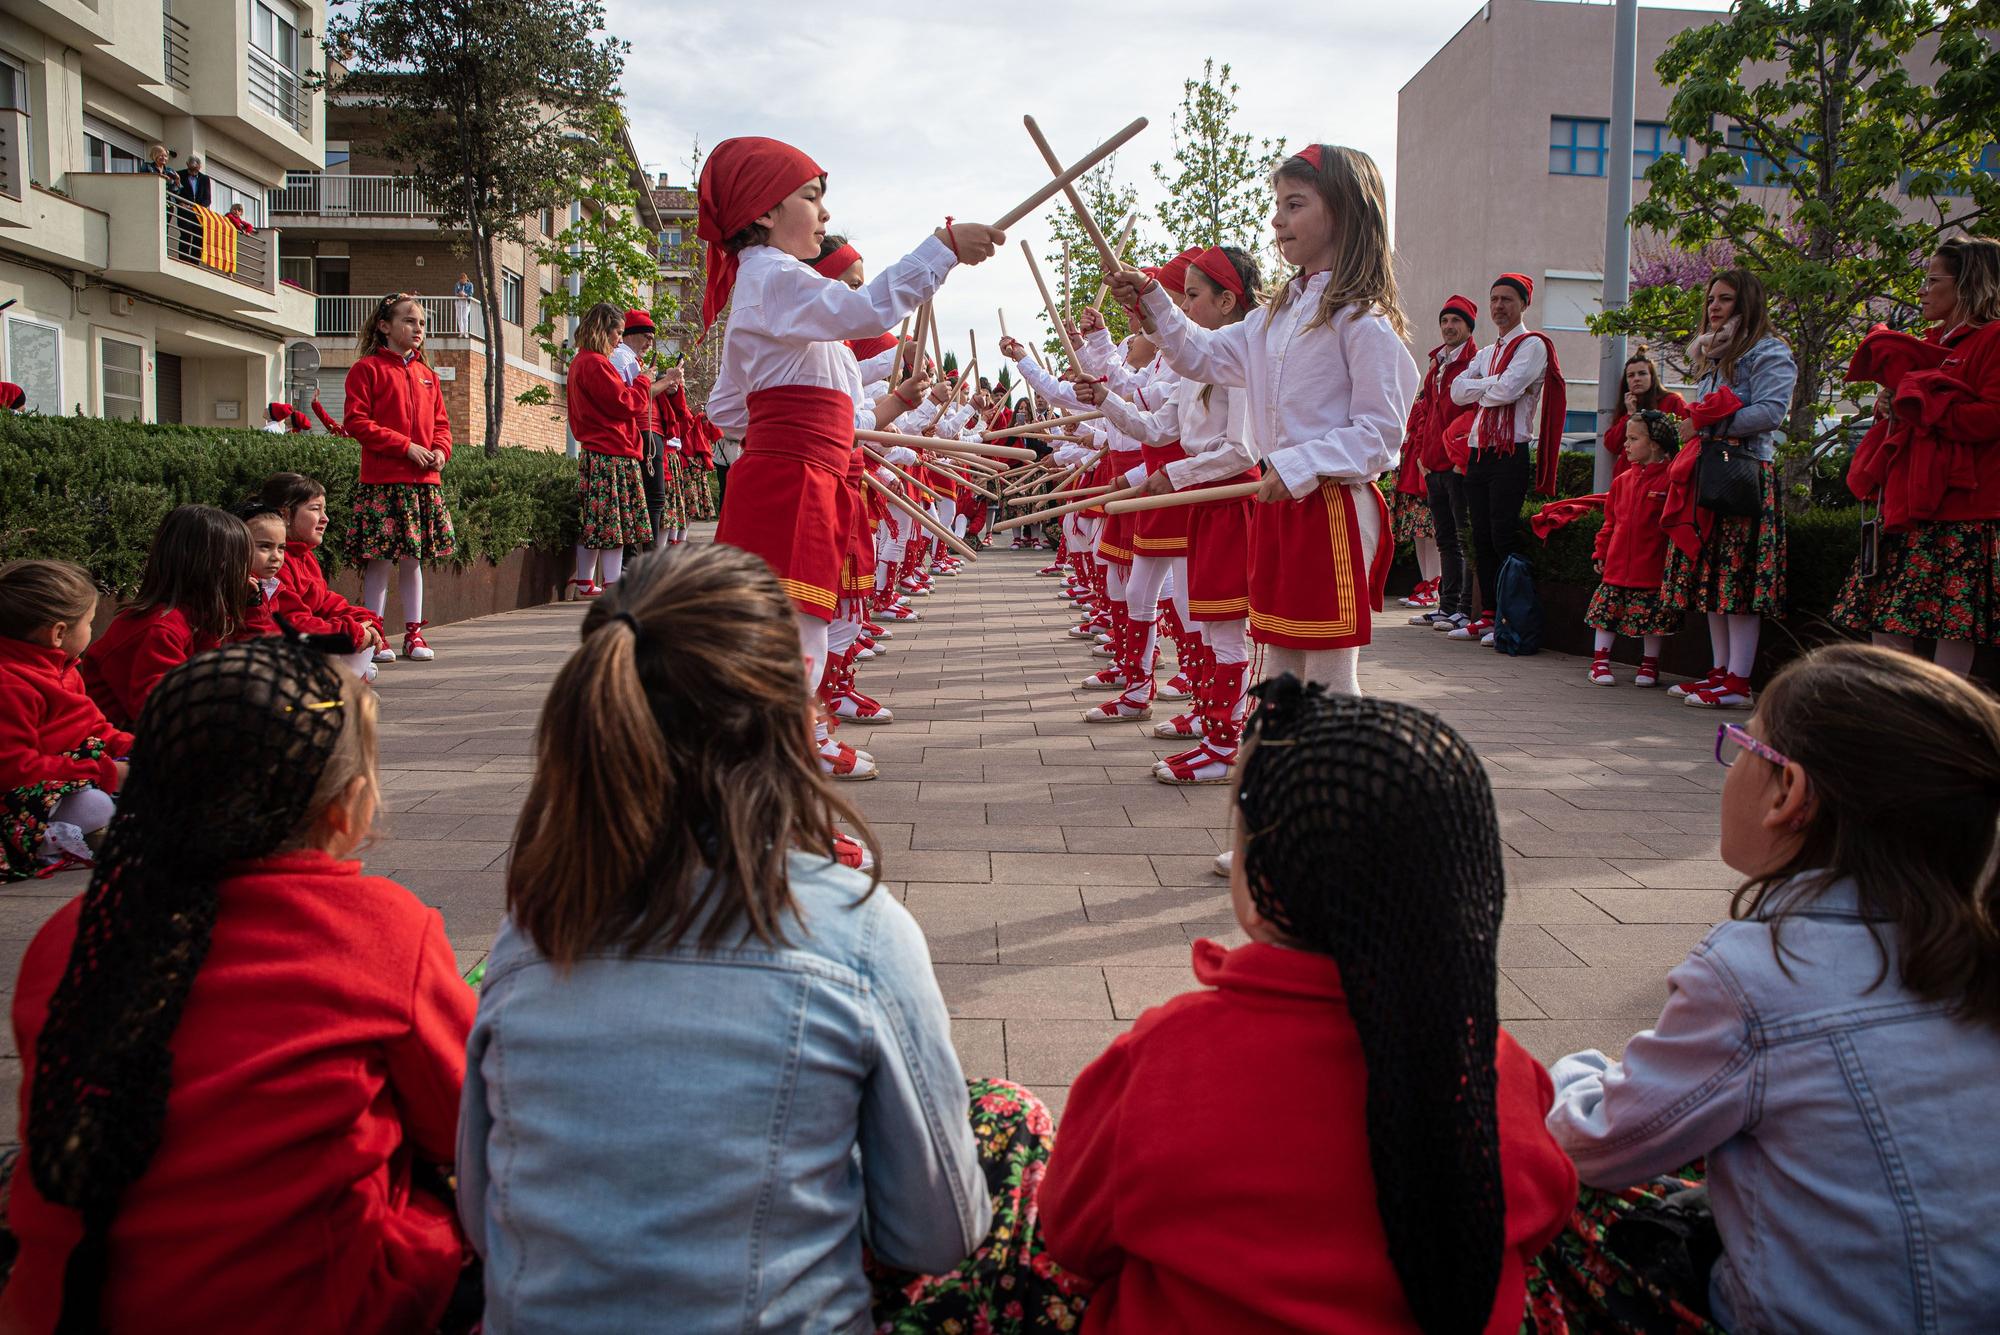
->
xmin=1 ymin=0 xmax=322 ymax=424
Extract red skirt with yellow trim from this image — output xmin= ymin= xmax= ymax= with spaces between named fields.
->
xmin=838 ymin=450 xmax=878 ymax=608
xmin=715 ymin=384 xmax=855 ymax=620
xmin=1131 ymin=442 xmax=1190 ymax=558
xmin=1094 ymin=450 xmax=1144 ymax=567
xmin=1184 ymin=468 xmax=1260 ymax=622
xmin=1247 ymin=480 xmax=1391 ymax=649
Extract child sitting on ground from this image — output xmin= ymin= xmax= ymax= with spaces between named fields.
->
xmin=1585 ymin=409 xmax=1682 ymax=687
xmin=1537 ymin=644 xmax=2000 ymax=1331
xmin=0 ymin=560 xmax=131 ymax=881
xmin=79 ymin=504 xmax=251 ymax=728
xmin=259 ymin=472 xmax=387 ymax=679
xmin=231 ymin=501 xmax=288 ymax=642
xmin=1041 ymin=679 xmax=1576 ymax=1332
xmin=3 ymin=639 xmax=476 ymax=1334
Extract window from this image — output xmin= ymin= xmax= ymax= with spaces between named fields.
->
xmin=0 ymin=53 xmax=25 ymax=112
xmin=1551 ymin=117 xmax=1608 ymax=177
xmin=1728 ymin=126 xmax=1812 ymax=187
xmin=1563 ymin=410 xmax=1600 ymax=436
xmin=202 ymin=159 xmax=266 ymax=226
xmin=82 ymin=117 xmax=148 ymax=174
xmin=250 ymin=0 xmax=299 ymax=72
xmin=100 ymin=337 xmax=145 ymax=421
xmin=5 ymin=314 xmax=62 ymax=414
xmin=1542 ymin=273 xmax=1602 ymax=333
xmin=1633 ymin=122 xmax=1686 ymax=175
xmin=659 ymin=227 xmax=684 ymax=250
xmin=501 ymin=268 xmax=524 ymax=324
xmin=540 ymin=207 xmax=555 ymax=237
xmin=324 ymin=142 xmax=350 ymax=172
xmin=538 ymin=286 xmax=555 ymax=326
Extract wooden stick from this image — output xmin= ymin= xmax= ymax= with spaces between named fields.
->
xmin=863 ymin=447 xmax=944 ymax=503
xmin=927 ymin=438 xmax=1035 ymax=463
xmin=1043 ymin=446 xmax=1109 ymax=493
xmin=1024 ymin=483 xmax=1111 ymax=504
xmin=998 ymin=308 xmax=1010 ymax=341
xmin=984 ymin=409 xmax=1102 ymax=441
xmin=930 ymin=462 xmax=1001 ymax=501
xmin=907 ymin=305 xmax=931 ymax=381
xmin=926 ymin=301 xmax=945 ymax=379
xmin=1102 ymin=480 xmax=1262 ymax=514
xmin=1025 ymin=115 xmax=1124 ymax=279
xmin=1062 ymin=237 xmax=1073 ymax=314
xmin=991 ymin=483 xmax=1146 ymax=532
xmin=1092 ymin=215 xmax=1138 ymax=310
xmin=1021 ymin=241 xmax=1078 ymax=365
xmin=854 ymin=428 xmax=1038 ymax=461
xmin=888 ymin=316 xmax=912 ymax=388
xmin=865 ymin=474 xmax=979 ymax=560
xmin=992 ymin=116 xmax=1148 ymax=232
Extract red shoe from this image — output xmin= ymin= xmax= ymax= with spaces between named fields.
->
xmin=1668 ymin=667 xmax=1726 ymax=699
xmin=832 ymin=833 xmax=874 ymax=872
xmin=402 ymin=621 xmax=435 ymax=662
xmin=1154 ymin=739 xmax=1239 ymax=785
xmin=1634 ymin=656 xmax=1661 ymax=688
xmin=1684 ymin=672 xmax=1754 ymax=710
xmin=567 ymin=578 xmax=602 ymax=600
xmin=1037 ymin=563 xmax=1064 ymax=577
xmin=1156 ymin=672 xmax=1194 ymax=701
xmin=830 ymin=685 xmax=894 ymax=725
xmin=817 ymin=738 xmax=878 ymax=780
xmin=880 ymin=602 xmax=922 ymax=622
xmin=1153 ymin=711 xmax=1204 ymax=739
xmin=1588 ymin=649 xmax=1615 ymax=686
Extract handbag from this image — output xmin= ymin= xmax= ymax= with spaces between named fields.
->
xmin=1696 ymin=437 xmax=1762 ymax=518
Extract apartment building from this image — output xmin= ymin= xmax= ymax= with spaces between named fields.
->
xmin=273 ymin=92 xmax=663 ymax=452
xmin=1 ymin=0 xmax=321 ymax=424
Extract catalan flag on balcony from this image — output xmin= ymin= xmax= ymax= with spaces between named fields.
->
xmin=194 ymin=204 xmax=237 ymax=275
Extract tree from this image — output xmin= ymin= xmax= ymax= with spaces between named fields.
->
xmin=327 ymin=0 xmax=628 ymax=454
xmin=1593 ymin=0 xmax=2000 ymax=471
xmin=1038 ymin=158 xmax=1154 ymax=355
xmin=1150 ymin=60 xmax=1283 ymax=252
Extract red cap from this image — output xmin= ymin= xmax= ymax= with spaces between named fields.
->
xmin=622 ymin=308 xmax=655 ymax=335
xmin=267 ymin=401 xmax=292 ymax=421
xmin=813 ymin=242 xmax=862 ymax=281
xmin=1440 ymin=294 xmax=1478 ymax=326
xmin=1494 ymin=273 xmax=1534 ymax=304
xmin=1190 ymin=247 xmax=1246 ymax=300
xmin=696 ymin=136 xmax=825 ymax=334
xmin=290 ymin=409 xmax=311 ymax=432
xmin=0 ymin=382 xmax=23 ymax=410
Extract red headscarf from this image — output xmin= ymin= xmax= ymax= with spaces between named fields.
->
xmin=696 ymin=136 xmax=825 ymax=334
xmin=813 ymin=242 xmax=862 ymax=282
xmin=267 ymin=401 xmax=292 ymax=422
xmin=0 ymin=382 xmax=25 ymax=411
xmin=1190 ymin=247 xmax=1245 ymax=300
xmin=1156 ymin=247 xmax=1201 ymax=296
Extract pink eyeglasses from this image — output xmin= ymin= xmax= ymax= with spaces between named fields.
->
xmin=1713 ymin=722 xmax=1791 ymax=770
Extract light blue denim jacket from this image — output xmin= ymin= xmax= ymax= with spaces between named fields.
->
xmin=1692 ymin=335 xmax=1797 ymax=462
xmin=457 ymin=852 xmax=991 ymax=1334
xmin=1546 ymin=875 xmax=2000 ymax=1333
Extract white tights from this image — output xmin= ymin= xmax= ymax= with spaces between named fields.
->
xmin=1415 ymin=534 xmax=1440 ymax=583
xmin=1594 ymin=629 xmax=1665 ymax=659
xmin=1125 ymin=554 xmax=1188 ymax=624
xmin=574 ymin=545 xmax=625 ymax=586
xmin=362 ymin=559 xmax=425 ymax=625
xmin=1704 ymin=612 xmax=1762 ymax=679
xmin=1204 ymin=618 xmax=1249 ymax=665
xmin=1873 ymin=631 xmax=1977 ymax=677
xmin=797 ymin=613 xmax=831 ymax=693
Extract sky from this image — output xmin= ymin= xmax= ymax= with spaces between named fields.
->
xmin=610 ymin=0 xmax=1735 ymax=376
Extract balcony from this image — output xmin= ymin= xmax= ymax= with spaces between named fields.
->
xmin=313 ymin=293 xmax=486 ymax=343
xmin=0 ymin=107 xmax=24 ymax=205
xmin=165 ymin=198 xmax=272 ymax=290
xmin=267 ymin=173 xmax=449 ymax=238
xmin=247 ymin=46 xmax=308 ymax=134
xmin=163 ymin=4 xmax=191 ymax=91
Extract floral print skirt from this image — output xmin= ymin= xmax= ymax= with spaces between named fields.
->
xmin=1524 ymin=1164 xmax=1724 ymax=1335
xmin=1586 ymin=581 xmax=1683 ymax=638
xmin=344 ymin=482 xmax=457 ymax=565
xmin=1662 ymin=460 xmax=1785 ymax=616
xmin=578 ymin=451 xmax=654 ymax=551
xmin=1830 ymin=518 xmax=2000 ymax=644
xmin=2 ymin=739 xmax=112 ymax=882
xmin=683 ymin=455 xmax=719 ymax=521
xmin=1392 ymin=488 xmax=1436 ymax=546
xmin=869 ymin=1078 xmax=1088 ymax=1334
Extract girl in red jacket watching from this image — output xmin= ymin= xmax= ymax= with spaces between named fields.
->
xmin=1041 ymin=680 xmax=1576 ymax=1334
xmin=1586 ymin=410 xmax=1683 ymax=688
xmin=4 ymin=639 xmax=476 ymax=1335
xmin=80 ymin=504 xmax=251 ymax=729
xmin=1599 ymin=347 xmax=1689 ymax=480
xmin=0 ymin=560 xmax=131 ymax=881
xmin=566 ymin=302 xmax=655 ymax=595
xmin=259 ymin=471 xmax=388 ymax=679
xmin=342 ymin=293 xmax=455 ymax=664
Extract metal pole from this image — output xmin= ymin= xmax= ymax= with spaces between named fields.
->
xmin=1595 ymin=0 xmax=1638 ymax=493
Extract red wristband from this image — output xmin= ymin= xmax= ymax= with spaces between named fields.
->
xmin=943 ymin=216 xmax=960 ymax=260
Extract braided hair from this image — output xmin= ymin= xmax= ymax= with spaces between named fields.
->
xmin=1234 ymin=677 xmax=1506 ymax=1334
xmin=28 ymin=640 xmax=353 ymax=1330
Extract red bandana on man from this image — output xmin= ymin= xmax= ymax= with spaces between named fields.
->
xmin=696 ymin=136 xmax=825 ymax=335
xmin=1474 ymin=273 xmax=1566 ymax=496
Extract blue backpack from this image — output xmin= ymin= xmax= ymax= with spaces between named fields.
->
xmin=1492 ymin=553 xmax=1544 ymax=656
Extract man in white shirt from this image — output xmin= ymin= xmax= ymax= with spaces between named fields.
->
xmin=1448 ymin=273 xmax=1547 ymax=644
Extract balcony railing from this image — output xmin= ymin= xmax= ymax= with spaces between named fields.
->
xmin=247 ymin=46 xmax=307 ymax=133
xmin=268 ymin=173 xmax=441 ymax=220
xmin=314 ymin=293 xmax=485 ymax=341
xmin=0 ymin=106 xmax=25 ymax=202
xmin=166 ymin=200 xmax=271 ymax=289
xmin=162 ymin=4 xmax=191 ymax=91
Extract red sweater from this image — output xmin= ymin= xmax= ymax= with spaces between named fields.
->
xmin=1594 ymin=459 xmax=1674 ymax=589
xmin=1602 ymin=393 xmax=1690 ymax=480
xmin=343 ymin=349 xmax=453 ymax=485
xmin=2 ymin=850 xmax=474 ymax=1335
xmin=0 ymin=637 xmax=133 ymax=793
xmin=274 ymin=542 xmax=381 ymax=653
xmin=1406 ymin=340 xmax=1479 ymax=478
xmin=78 ymin=605 xmax=221 ymax=730
xmin=567 ymin=349 xmax=646 ymax=459
xmin=1042 ymin=940 xmax=1575 ymax=1335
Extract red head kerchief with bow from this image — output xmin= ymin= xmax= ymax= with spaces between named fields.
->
xmin=696 ymin=136 xmax=825 ymax=335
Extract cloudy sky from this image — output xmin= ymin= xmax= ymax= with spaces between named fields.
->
xmin=610 ymin=0 xmax=1730 ymax=375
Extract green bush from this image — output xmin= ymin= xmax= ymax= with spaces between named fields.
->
xmin=0 ymin=416 xmax=579 ymax=594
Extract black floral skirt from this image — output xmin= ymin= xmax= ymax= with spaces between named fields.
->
xmin=2 ymin=739 xmax=111 ymax=881
xmin=1524 ymin=1164 xmax=1725 ymax=1335
xmin=1662 ymin=460 xmax=1785 ymax=617
xmin=344 ymin=482 xmax=457 ymax=565
xmin=578 ymin=451 xmax=654 ymax=551
xmin=1392 ymin=489 xmax=1436 ymax=545
xmin=1830 ymin=518 xmax=2000 ymax=644
xmin=1586 ymin=581 xmax=1682 ymax=638
xmin=869 ymin=1078 xmax=1088 ymax=1333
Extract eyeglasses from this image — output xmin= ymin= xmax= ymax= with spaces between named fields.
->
xmin=1714 ymin=722 xmax=1791 ymax=770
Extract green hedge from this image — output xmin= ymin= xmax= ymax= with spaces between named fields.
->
xmin=0 ymin=416 xmax=580 ymax=594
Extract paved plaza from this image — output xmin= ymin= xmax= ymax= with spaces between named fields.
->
xmin=0 ymin=531 xmax=1737 ymax=1134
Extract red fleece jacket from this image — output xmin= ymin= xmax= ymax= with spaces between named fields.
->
xmin=343 ymin=349 xmax=453 ymax=485
xmin=0 ymin=637 xmax=133 ymax=793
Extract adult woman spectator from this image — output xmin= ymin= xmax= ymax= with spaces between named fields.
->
xmin=1600 ymin=346 xmax=1688 ymax=480
xmin=1832 ymin=235 xmax=2000 ymax=676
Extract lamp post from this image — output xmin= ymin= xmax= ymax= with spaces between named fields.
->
xmin=1595 ymin=0 xmax=1639 ymax=493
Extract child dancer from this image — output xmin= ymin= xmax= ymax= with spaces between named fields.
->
xmin=1078 ymin=246 xmax=1263 ymax=784
xmin=80 ymin=504 xmax=250 ymax=728
xmin=699 ymin=136 xmax=1001 ymax=781
xmin=342 ymin=292 xmax=455 ymax=663
xmin=567 ymin=302 xmax=655 ymax=595
xmin=1585 ymin=410 xmax=1682 ymax=687
xmin=0 ymin=560 xmax=130 ymax=880
xmin=1042 ymin=682 xmax=1575 ymax=1331
xmin=260 ymin=472 xmax=388 ymax=679
xmin=1108 ymin=145 xmax=1417 ymax=699
xmin=5 ymin=639 xmax=474 ymax=1334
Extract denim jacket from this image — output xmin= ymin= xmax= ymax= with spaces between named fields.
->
xmin=1545 ymin=875 xmax=2000 ymax=1333
xmin=1693 ymin=335 xmax=1797 ymax=462
xmin=457 ymin=852 xmax=991 ymax=1334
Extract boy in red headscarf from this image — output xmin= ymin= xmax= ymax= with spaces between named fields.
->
xmin=697 ymin=136 xmax=1001 ymax=783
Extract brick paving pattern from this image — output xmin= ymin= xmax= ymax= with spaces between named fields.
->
xmin=0 ymin=530 xmax=1734 ymax=1133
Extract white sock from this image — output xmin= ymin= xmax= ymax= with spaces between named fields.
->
xmin=1416 ymin=535 xmax=1440 ymax=582
xmin=600 ymin=547 xmax=625 ymax=585
xmin=1725 ymin=613 xmax=1760 ymax=680
xmin=362 ymin=560 xmax=392 ymax=619
xmin=1872 ymin=631 xmax=1916 ymax=653
xmin=1593 ymin=630 xmax=1615 ymax=653
xmin=1641 ymin=635 xmax=1664 ymax=659
xmin=399 ymin=560 xmax=424 ymax=625
xmin=1935 ymin=638 xmax=1976 ymax=676
xmin=574 ymin=545 xmax=599 ymax=585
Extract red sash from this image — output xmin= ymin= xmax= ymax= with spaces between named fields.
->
xmin=715 ymin=385 xmax=856 ymax=618
xmin=1473 ymin=331 xmax=1565 ymax=496
xmin=1247 ymin=482 xmax=1390 ymax=650
xmin=1132 ymin=441 xmax=1191 ymax=554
